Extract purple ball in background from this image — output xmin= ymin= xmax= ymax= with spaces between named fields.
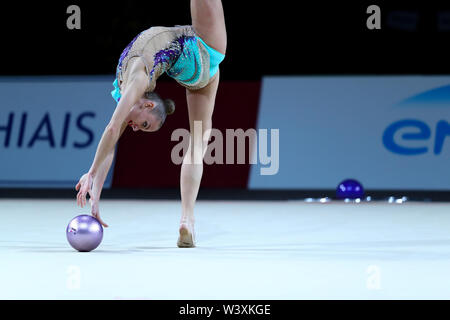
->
xmin=66 ymin=215 xmax=103 ymax=252
xmin=336 ymin=179 xmax=365 ymax=199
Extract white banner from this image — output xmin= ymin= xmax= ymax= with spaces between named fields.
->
xmin=249 ymin=76 xmax=450 ymax=190
xmin=0 ymin=76 xmax=116 ymax=188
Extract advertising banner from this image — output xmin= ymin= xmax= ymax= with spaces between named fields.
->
xmin=0 ymin=76 xmax=116 ymax=188
xmin=249 ymin=76 xmax=450 ymax=190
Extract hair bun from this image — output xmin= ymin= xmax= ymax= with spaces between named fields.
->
xmin=164 ymin=99 xmax=175 ymax=115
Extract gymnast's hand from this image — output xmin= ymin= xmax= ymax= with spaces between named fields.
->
xmin=75 ymin=173 xmax=109 ymax=227
xmin=89 ymin=196 xmax=108 ymax=228
xmin=75 ymin=172 xmax=93 ymax=208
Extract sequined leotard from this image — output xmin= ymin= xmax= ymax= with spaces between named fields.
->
xmin=111 ymin=25 xmax=225 ymax=103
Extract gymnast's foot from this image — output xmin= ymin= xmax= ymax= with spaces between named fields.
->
xmin=177 ymin=218 xmax=196 ymax=248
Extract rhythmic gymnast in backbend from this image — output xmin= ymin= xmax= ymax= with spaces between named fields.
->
xmin=75 ymin=0 xmax=226 ymax=247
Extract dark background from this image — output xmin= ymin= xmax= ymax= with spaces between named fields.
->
xmin=1 ymin=1 xmax=449 ymax=201
xmin=1 ymin=1 xmax=450 ymax=78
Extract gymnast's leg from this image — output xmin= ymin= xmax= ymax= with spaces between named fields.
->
xmin=178 ymin=72 xmax=220 ymax=247
xmin=177 ymin=0 xmax=227 ymax=247
xmin=190 ymin=0 xmax=227 ymax=55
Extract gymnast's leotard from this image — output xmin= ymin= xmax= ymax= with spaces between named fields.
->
xmin=111 ymin=25 xmax=225 ymax=103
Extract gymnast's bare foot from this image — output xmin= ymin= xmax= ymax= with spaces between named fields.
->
xmin=177 ymin=218 xmax=196 ymax=248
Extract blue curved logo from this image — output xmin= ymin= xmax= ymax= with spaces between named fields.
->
xmin=383 ymin=84 xmax=450 ymax=155
xmin=398 ymin=84 xmax=450 ymax=106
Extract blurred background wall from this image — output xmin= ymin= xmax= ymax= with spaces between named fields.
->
xmin=1 ymin=1 xmax=449 ymax=198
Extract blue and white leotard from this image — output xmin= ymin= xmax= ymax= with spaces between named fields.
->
xmin=112 ymin=25 xmax=225 ymax=103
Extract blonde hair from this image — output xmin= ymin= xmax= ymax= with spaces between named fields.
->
xmin=144 ymin=91 xmax=175 ymax=128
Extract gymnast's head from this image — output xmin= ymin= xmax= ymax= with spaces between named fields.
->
xmin=127 ymin=92 xmax=175 ymax=132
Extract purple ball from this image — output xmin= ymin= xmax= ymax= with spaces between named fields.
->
xmin=336 ymin=179 xmax=364 ymax=199
xmin=66 ymin=215 xmax=103 ymax=252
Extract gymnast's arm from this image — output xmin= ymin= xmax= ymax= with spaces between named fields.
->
xmin=76 ymin=70 xmax=148 ymax=208
xmin=89 ymin=73 xmax=147 ymax=177
xmin=80 ymin=121 xmax=127 ymax=227
xmin=90 ymin=121 xmax=127 ymax=202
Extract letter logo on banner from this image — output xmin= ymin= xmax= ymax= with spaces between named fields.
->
xmin=383 ymin=85 xmax=450 ymax=156
xmin=435 ymin=120 xmax=450 ymax=154
xmin=0 ymin=112 xmax=95 ymax=149
xmin=383 ymin=119 xmax=430 ymax=155
xmin=383 ymin=120 xmax=450 ymax=155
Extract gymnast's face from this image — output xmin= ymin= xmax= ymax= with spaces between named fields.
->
xmin=127 ymin=99 xmax=162 ymax=132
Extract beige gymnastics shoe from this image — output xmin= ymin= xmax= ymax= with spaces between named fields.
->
xmin=177 ymin=222 xmax=196 ymax=248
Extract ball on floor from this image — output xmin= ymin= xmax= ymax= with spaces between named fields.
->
xmin=66 ymin=215 xmax=103 ymax=252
